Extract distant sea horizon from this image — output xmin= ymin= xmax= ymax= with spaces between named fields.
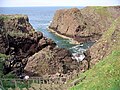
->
xmin=0 ymin=6 xmax=85 ymax=7
xmin=0 ymin=6 xmax=84 ymax=28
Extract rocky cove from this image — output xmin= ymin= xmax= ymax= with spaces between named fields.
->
xmin=48 ymin=6 xmax=120 ymax=68
xmin=0 ymin=14 xmax=81 ymax=77
xmin=0 ymin=6 xmax=120 ymax=90
xmin=0 ymin=7 xmax=94 ymax=78
xmin=49 ymin=7 xmax=120 ymax=43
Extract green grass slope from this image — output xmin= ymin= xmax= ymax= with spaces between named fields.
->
xmin=0 ymin=53 xmax=8 ymax=77
xmin=70 ymin=50 xmax=120 ymax=90
xmin=70 ymin=17 xmax=120 ymax=90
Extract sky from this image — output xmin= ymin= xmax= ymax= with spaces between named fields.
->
xmin=0 ymin=0 xmax=120 ymax=7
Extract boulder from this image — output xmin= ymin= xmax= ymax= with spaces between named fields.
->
xmin=24 ymin=47 xmax=79 ymax=76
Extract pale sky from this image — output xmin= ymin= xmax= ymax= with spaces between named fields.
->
xmin=0 ymin=0 xmax=120 ymax=7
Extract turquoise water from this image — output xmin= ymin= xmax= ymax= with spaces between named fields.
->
xmin=0 ymin=7 xmax=93 ymax=54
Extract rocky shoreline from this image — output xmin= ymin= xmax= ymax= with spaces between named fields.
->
xmin=48 ymin=6 xmax=120 ymax=77
xmin=0 ymin=14 xmax=80 ymax=79
xmin=48 ymin=28 xmax=80 ymax=44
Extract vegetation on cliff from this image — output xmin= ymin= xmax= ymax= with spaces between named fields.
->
xmin=0 ymin=53 xmax=8 ymax=77
xmin=70 ymin=50 xmax=120 ymax=90
xmin=70 ymin=17 xmax=120 ymax=90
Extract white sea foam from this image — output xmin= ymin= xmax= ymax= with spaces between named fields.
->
xmin=69 ymin=43 xmax=87 ymax=62
xmin=69 ymin=44 xmax=86 ymax=54
xmin=72 ymin=53 xmax=85 ymax=62
xmin=69 ymin=44 xmax=84 ymax=49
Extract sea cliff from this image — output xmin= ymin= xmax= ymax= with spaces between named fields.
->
xmin=49 ymin=6 xmax=120 ymax=89
xmin=49 ymin=6 xmax=120 ymax=44
xmin=1 ymin=6 xmax=120 ymax=90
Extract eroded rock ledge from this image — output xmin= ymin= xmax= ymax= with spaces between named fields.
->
xmin=49 ymin=6 xmax=120 ymax=43
xmin=0 ymin=14 xmax=79 ymax=77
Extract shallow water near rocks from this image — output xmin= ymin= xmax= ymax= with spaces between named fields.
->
xmin=0 ymin=7 xmax=93 ymax=54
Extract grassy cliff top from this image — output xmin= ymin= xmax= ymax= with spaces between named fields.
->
xmin=0 ymin=14 xmax=28 ymax=20
xmin=70 ymin=50 xmax=120 ymax=90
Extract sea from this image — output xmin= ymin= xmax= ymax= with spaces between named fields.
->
xmin=0 ymin=7 xmax=94 ymax=56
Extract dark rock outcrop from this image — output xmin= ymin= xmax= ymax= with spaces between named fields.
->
xmin=0 ymin=14 xmax=34 ymax=33
xmin=1 ymin=30 xmax=57 ymax=76
xmin=0 ymin=14 xmax=78 ymax=77
xmin=49 ymin=6 xmax=120 ymax=43
xmin=0 ymin=32 xmax=7 ymax=54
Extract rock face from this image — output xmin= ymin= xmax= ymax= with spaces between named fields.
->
xmin=0 ymin=15 xmax=56 ymax=56
xmin=49 ymin=6 xmax=120 ymax=73
xmin=88 ymin=17 xmax=120 ymax=66
xmin=0 ymin=14 xmax=35 ymax=54
xmin=49 ymin=6 xmax=120 ymax=43
xmin=0 ymin=14 xmax=78 ymax=77
xmin=25 ymin=47 xmax=79 ymax=76
xmin=80 ymin=16 xmax=120 ymax=72
xmin=0 ymin=14 xmax=34 ymax=33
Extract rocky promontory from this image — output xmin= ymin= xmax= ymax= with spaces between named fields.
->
xmin=0 ymin=14 xmax=79 ymax=77
xmin=49 ymin=6 xmax=120 ymax=43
